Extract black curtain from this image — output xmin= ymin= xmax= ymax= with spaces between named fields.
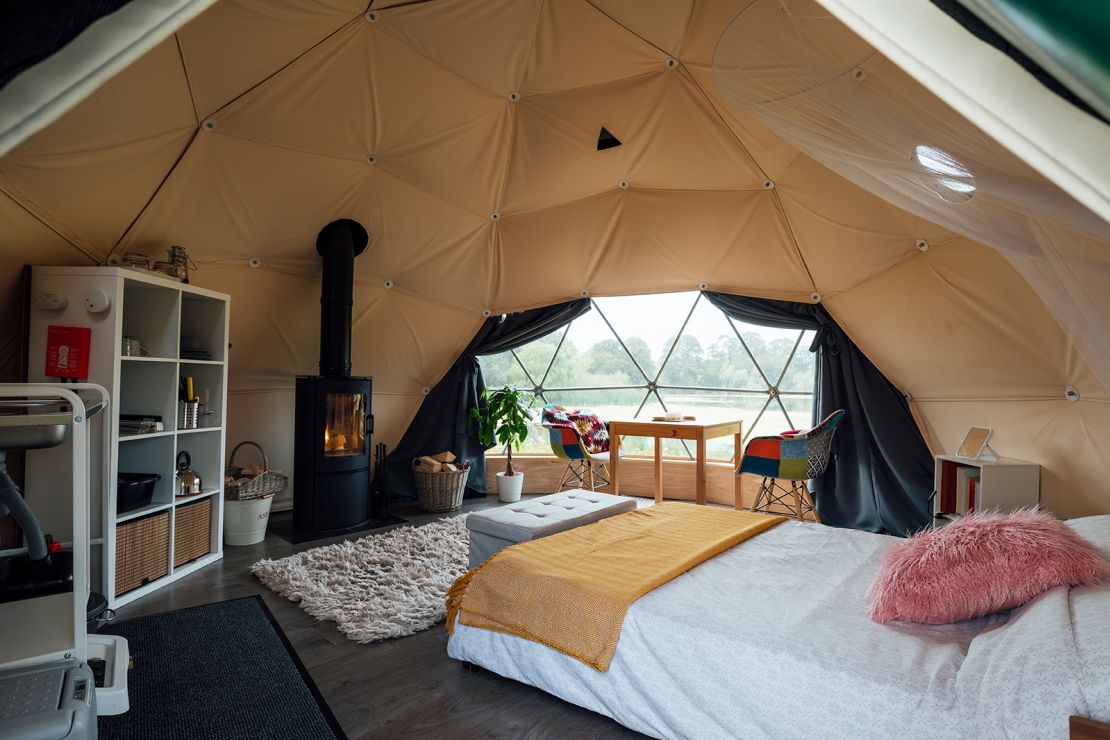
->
xmin=703 ymin=292 xmax=932 ymax=535
xmin=383 ymin=298 xmax=592 ymax=501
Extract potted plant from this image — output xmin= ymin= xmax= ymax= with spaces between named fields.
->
xmin=470 ymin=386 xmax=534 ymax=502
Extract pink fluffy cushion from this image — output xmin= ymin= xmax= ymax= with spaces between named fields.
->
xmin=868 ymin=510 xmax=1110 ymax=624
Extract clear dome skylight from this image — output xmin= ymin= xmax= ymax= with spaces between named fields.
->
xmin=914 ymin=145 xmax=976 ymax=203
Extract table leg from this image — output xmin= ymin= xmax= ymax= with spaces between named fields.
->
xmin=734 ymin=431 xmax=744 ymax=510
xmin=695 ymin=436 xmax=706 ymax=505
xmin=611 ymin=432 xmax=621 ymax=495
xmin=654 ymin=437 xmax=663 ymax=503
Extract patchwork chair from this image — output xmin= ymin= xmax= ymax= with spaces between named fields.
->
xmin=541 ymin=404 xmax=619 ymax=492
xmin=739 ymin=409 xmax=846 ymax=522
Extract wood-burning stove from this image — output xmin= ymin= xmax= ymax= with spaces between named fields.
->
xmin=293 ymin=219 xmax=375 ymax=536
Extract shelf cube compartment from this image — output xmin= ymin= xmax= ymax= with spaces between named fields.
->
xmin=177 ymin=362 xmax=225 ymax=430
xmin=114 ymin=511 xmax=170 ymax=596
xmin=117 ymin=434 xmax=175 ymax=512
xmin=122 ymin=282 xmax=180 ymax=359
xmin=120 ymin=361 xmax=180 ymax=434
xmin=180 ymin=294 xmax=227 ymax=362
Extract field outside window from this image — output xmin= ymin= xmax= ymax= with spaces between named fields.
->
xmin=479 ymin=292 xmax=816 ymax=462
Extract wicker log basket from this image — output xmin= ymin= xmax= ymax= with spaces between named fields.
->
xmin=225 ymin=440 xmax=288 ymax=501
xmin=412 ymin=457 xmax=470 ymax=512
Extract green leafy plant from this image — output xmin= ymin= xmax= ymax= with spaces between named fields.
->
xmin=470 ymin=386 xmax=535 ymax=477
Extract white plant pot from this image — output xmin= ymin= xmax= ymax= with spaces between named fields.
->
xmin=224 ymin=495 xmax=274 ymax=546
xmin=496 ymin=471 xmax=524 ymax=503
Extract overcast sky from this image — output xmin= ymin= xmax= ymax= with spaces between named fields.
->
xmin=566 ymin=291 xmax=809 ymax=353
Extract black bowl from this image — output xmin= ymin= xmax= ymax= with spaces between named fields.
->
xmin=117 ymin=472 xmax=160 ymax=514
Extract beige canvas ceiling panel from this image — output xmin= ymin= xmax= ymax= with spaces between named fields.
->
xmin=681 ymin=66 xmax=800 ymax=180
xmin=0 ymin=194 xmax=95 ymax=380
xmin=609 ymin=188 xmax=810 ymax=299
xmin=678 ymin=0 xmax=801 ymax=179
xmin=678 ymin=0 xmax=754 ymax=68
xmin=914 ymin=398 xmax=1110 ymax=518
xmin=588 ymin=0 xmax=694 ymax=56
xmin=349 ymin=285 xmax=482 ymax=394
xmin=373 ymin=0 xmax=542 ymax=94
xmin=194 ymin=267 xmax=481 ymax=395
xmin=776 ymin=155 xmax=953 ymax=294
xmin=362 ymin=24 xmax=512 ymax=218
xmin=521 ymin=0 xmax=666 ymax=95
xmin=0 ymin=39 xmax=195 ymax=257
xmin=117 ymin=133 xmax=368 ymax=272
xmin=176 ymin=0 xmax=366 ymax=118
xmin=1033 ymin=219 xmax=1110 ymax=342
xmin=492 ymin=190 xmax=622 ymax=311
xmin=210 ymin=22 xmax=371 ymax=158
xmin=502 ymin=71 xmax=763 ymax=214
xmin=213 ymin=21 xmax=512 ymax=217
xmin=117 ymin=132 xmax=492 ymax=312
xmin=194 ymin=267 xmax=322 ymax=388
xmin=368 ymin=391 xmax=428 ymax=451
xmin=356 ymin=168 xmax=493 ymax=312
xmin=494 ymin=187 xmax=810 ymax=310
xmin=825 ymin=238 xmax=1099 ymax=400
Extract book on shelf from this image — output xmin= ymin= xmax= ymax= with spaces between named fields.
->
xmin=955 ymin=467 xmax=981 ymax=514
xmin=941 ymin=462 xmax=958 ymax=512
xmin=119 ymin=413 xmax=163 ymax=435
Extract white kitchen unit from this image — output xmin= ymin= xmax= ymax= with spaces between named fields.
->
xmin=25 ymin=266 xmax=229 ymax=608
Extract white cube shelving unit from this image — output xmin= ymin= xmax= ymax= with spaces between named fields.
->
xmin=26 ymin=266 xmax=229 ymax=608
xmin=932 ymin=454 xmax=1040 ymax=528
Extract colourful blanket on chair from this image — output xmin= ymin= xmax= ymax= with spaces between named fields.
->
xmin=542 ymin=407 xmax=610 ymax=454
xmin=446 ymin=504 xmax=786 ymax=671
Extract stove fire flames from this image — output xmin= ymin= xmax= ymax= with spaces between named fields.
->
xmin=323 ymin=393 xmax=366 ymax=457
xmin=293 ymin=219 xmax=375 ymax=536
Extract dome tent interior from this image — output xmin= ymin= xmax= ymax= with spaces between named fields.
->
xmin=2 ymin=0 xmax=1108 ymax=520
xmin=2 ymin=1 xmax=1110 ymax=736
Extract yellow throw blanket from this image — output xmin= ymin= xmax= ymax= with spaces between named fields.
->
xmin=446 ymin=503 xmax=785 ymax=671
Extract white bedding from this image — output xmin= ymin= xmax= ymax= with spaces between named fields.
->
xmin=448 ymin=516 xmax=1110 ymax=740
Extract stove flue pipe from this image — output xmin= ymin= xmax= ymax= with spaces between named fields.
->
xmin=315 ymin=219 xmax=368 ymax=378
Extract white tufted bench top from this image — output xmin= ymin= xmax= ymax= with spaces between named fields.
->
xmin=466 ymin=490 xmax=637 ymax=542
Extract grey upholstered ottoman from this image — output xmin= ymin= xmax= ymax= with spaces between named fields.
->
xmin=466 ymin=490 xmax=638 ymax=567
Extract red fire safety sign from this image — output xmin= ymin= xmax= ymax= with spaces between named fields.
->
xmin=45 ymin=325 xmax=92 ymax=379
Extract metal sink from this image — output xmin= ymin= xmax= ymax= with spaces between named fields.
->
xmin=0 ymin=411 xmax=71 ymax=451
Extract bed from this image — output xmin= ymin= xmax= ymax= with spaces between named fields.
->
xmin=448 ymin=515 xmax=1110 ymax=739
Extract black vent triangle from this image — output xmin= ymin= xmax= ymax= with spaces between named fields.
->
xmin=597 ymin=127 xmax=622 ymax=151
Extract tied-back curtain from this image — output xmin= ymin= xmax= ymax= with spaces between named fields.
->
xmin=384 ymin=298 xmax=592 ymax=500
xmin=703 ymin=292 xmax=932 ymax=535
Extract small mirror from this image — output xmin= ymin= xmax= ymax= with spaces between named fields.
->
xmin=957 ymin=426 xmax=992 ymax=460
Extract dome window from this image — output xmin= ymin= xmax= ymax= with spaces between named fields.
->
xmin=914 ymin=145 xmax=976 ymax=203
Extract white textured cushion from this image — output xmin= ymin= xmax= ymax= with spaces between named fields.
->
xmin=466 ymin=490 xmax=637 ymax=542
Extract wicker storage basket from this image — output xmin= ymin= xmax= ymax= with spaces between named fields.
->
xmin=412 ymin=459 xmax=470 ymax=512
xmin=115 ymin=511 xmax=170 ymax=596
xmin=174 ymin=497 xmax=213 ymax=567
xmin=225 ymin=441 xmax=288 ymax=501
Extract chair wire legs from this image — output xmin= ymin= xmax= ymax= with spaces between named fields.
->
xmin=749 ymin=477 xmax=821 ymax=523
xmin=557 ymin=460 xmax=610 ymax=491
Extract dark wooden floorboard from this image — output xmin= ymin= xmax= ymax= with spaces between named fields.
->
xmin=114 ymin=496 xmax=646 ymax=740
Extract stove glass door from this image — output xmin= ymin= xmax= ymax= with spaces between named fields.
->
xmin=323 ymin=392 xmax=366 ymax=458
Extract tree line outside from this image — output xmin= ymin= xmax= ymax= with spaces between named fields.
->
xmin=479 ymin=327 xmax=817 ymax=460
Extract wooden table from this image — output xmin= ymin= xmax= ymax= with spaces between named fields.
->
xmin=609 ymin=419 xmax=743 ymax=508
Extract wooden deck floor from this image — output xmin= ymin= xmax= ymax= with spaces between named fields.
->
xmin=114 ymin=496 xmax=645 ymax=739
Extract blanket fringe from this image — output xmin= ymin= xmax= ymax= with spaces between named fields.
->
xmin=445 ymin=565 xmax=479 ymax=635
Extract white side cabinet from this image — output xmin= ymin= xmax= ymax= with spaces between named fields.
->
xmin=932 ymin=454 xmax=1040 ymax=528
xmin=25 ymin=267 xmax=229 ymax=607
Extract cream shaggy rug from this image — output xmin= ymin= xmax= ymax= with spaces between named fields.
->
xmin=251 ymin=516 xmax=469 ymax=643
